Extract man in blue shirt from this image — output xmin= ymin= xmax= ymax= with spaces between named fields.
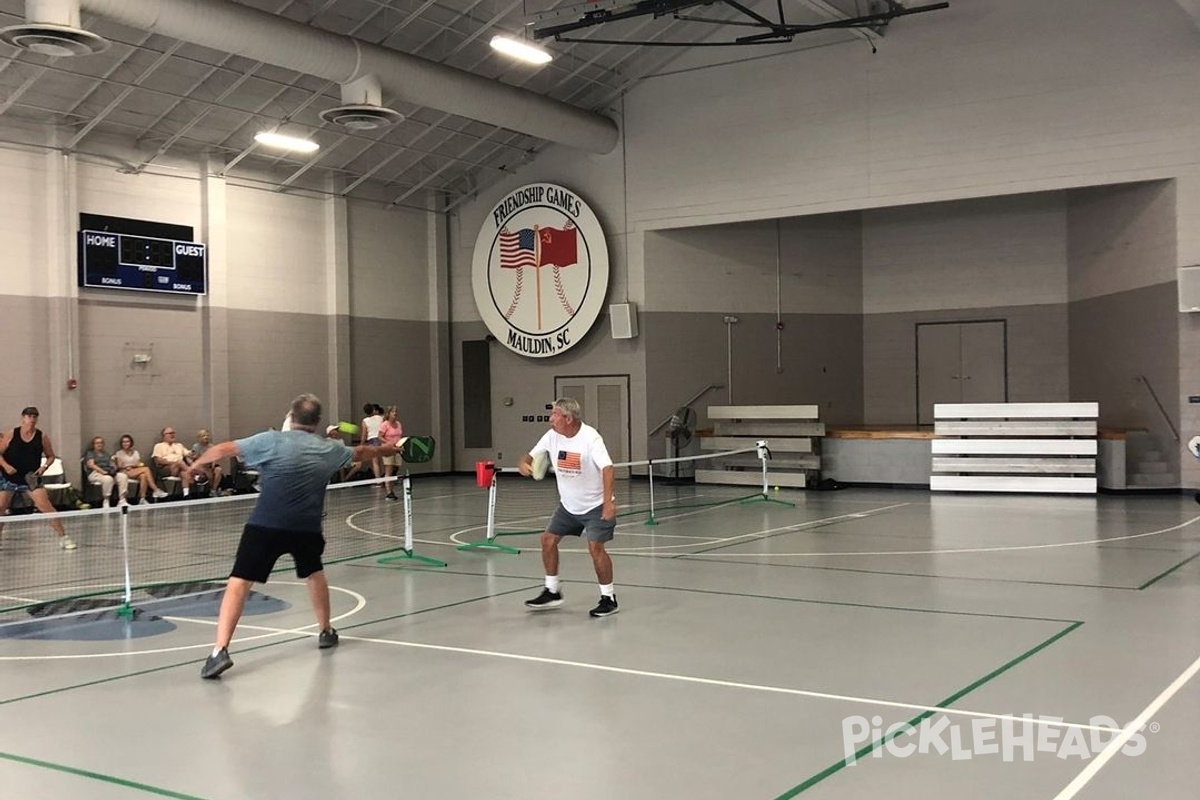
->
xmin=190 ymin=393 xmax=398 ymax=680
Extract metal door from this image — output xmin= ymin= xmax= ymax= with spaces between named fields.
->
xmin=917 ymin=321 xmax=1007 ymax=424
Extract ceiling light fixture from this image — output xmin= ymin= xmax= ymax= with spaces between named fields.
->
xmin=489 ymin=34 xmax=552 ymax=65
xmin=253 ymin=130 xmax=319 ymax=153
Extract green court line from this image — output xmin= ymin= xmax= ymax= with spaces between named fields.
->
xmin=1137 ymin=549 xmax=1200 ymax=590
xmin=0 ymin=751 xmax=210 ymax=800
xmin=675 ymin=555 xmax=1141 ymax=591
xmin=771 ymin=620 xmax=1084 ymax=799
xmin=3 ymin=571 xmax=1082 ymax=799
xmin=371 ymin=565 xmax=1083 ymax=625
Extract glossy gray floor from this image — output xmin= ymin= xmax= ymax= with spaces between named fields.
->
xmin=3 ymin=479 xmax=1199 ymax=799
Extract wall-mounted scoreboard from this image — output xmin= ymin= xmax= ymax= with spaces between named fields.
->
xmin=77 ymin=214 xmax=207 ymax=296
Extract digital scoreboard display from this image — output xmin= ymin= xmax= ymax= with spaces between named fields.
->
xmin=78 ymin=230 xmax=207 ymax=295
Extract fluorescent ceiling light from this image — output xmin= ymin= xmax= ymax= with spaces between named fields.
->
xmin=489 ymin=34 xmax=552 ymax=65
xmin=254 ymin=130 xmax=319 ymax=153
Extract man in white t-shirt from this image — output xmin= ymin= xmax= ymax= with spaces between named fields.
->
xmin=518 ymin=397 xmax=619 ymax=617
xmin=152 ymin=426 xmax=194 ymax=497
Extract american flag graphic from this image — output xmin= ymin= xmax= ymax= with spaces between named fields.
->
xmin=557 ymin=450 xmax=582 ymax=472
xmin=499 ymin=228 xmax=537 ymax=269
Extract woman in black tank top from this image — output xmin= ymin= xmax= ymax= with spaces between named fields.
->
xmin=4 ymin=426 xmax=44 ymax=479
xmin=0 ymin=407 xmax=75 ymax=549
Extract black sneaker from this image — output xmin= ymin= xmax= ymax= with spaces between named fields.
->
xmin=589 ymin=595 xmax=619 ymax=618
xmin=318 ymin=628 xmax=339 ymax=649
xmin=524 ymin=588 xmax=563 ymax=610
xmin=385 ymin=492 xmax=398 ymax=501
xmin=200 ymin=648 xmax=233 ymax=679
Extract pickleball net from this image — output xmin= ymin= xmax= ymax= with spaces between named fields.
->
xmin=0 ymin=478 xmax=410 ymax=630
xmin=457 ymin=442 xmax=794 ymax=553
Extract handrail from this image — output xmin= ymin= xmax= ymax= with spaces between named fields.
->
xmin=648 ymin=384 xmax=725 ymax=436
xmin=1138 ymin=374 xmax=1180 ymax=443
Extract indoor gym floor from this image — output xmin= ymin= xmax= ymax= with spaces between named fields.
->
xmin=2 ymin=478 xmax=1199 ymax=799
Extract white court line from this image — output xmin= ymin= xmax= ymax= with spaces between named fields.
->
xmin=1052 ymin=652 xmax=1200 ymax=799
xmin=441 ymin=502 xmax=907 ymax=555
xmin=685 ymin=515 xmax=1200 ymax=559
xmin=0 ymin=583 xmax=366 ymax=661
xmin=443 ymin=491 xmax=753 ymax=548
xmin=322 ymin=628 xmax=1115 ymax=734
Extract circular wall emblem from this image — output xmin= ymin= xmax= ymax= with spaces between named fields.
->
xmin=472 ymin=183 xmax=609 ymax=358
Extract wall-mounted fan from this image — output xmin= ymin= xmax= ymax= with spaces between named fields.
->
xmin=665 ymin=406 xmax=697 ymax=481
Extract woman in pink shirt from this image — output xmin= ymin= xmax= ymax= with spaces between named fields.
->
xmin=378 ymin=405 xmax=404 ymax=501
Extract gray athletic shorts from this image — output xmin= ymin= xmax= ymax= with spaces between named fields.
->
xmin=547 ymin=502 xmax=615 ymax=543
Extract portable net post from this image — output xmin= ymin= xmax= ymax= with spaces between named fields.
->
xmin=377 ymin=472 xmax=447 ymax=568
xmin=739 ymin=440 xmax=795 ymax=508
xmin=644 ymin=459 xmax=658 ymax=526
xmin=115 ymin=505 xmax=135 ymax=618
xmin=457 ymin=462 xmax=520 ymax=554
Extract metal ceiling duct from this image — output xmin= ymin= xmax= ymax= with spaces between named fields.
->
xmin=0 ymin=0 xmax=109 ymax=56
xmin=78 ymin=0 xmax=619 ymax=154
xmin=319 ymin=74 xmax=404 ymax=131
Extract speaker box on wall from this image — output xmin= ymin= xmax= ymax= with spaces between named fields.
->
xmin=610 ymin=303 xmax=638 ymax=339
xmin=1180 ymin=266 xmax=1200 ymax=312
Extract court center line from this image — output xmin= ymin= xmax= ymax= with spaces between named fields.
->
xmin=670 ymin=555 xmax=1144 ymax=592
xmin=354 ymin=567 xmax=1082 ymax=625
xmin=677 ymin=503 xmax=913 ymax=557
xmin=1051 ymin=651 xmax=1200 ymax=800
xmin=528 ymin=503 xmax=914 ymax=556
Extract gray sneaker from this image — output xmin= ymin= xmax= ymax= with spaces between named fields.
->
xmin=318 ymin=628 xmax=339 ymax=649
xmin=200 ymin=648 xmax=233 ymax=679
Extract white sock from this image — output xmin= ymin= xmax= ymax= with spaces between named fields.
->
xmin=182 ymin=487 xmax=190 ymax=497
xmin=600 ymin=583 xmax=615 ymax=598
xmin=545 ymin=575 xmax=561 ymax=593
xmin=211 ymin=646 xmax=224 ymax=657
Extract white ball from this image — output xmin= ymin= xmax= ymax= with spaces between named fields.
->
xmin=1189 ymin=435 xmax=1200 ymax=459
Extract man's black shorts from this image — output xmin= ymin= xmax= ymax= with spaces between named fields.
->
xmin=230 ymin=523 xmax=326 ymax=583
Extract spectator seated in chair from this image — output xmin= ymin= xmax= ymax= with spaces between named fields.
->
xmin=114 ymin=434 xmax=168 ymax=502
xmin=189 ymin=429 xmax=222 ymax=495
xmin=152 ymin=426 xmax=194 ymax=498
xmin=83 ymin=436 xmax=130 ymax=508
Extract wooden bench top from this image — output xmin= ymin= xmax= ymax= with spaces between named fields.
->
xmin=824 ymin=426 xmax=1135 ymax=441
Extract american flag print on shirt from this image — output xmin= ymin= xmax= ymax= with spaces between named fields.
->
xmin=557 ymin=450 xmax=582 ymax=473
